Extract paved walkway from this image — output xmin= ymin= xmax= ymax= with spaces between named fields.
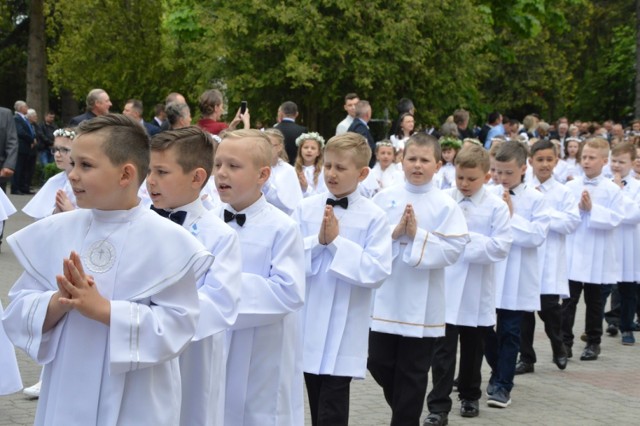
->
xmin=1 ymin=193 xmax=638 ymax=425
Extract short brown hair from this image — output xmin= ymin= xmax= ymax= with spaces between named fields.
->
xmin=221 ymin=129 xmax=272 ymax=168
xmin=611 ymin=142 xmax=637 ymax=161
xmin=404 ymin=133 xmax=441 ymax=162
xmin=455 ymin=145 xmax=490 ymax=172
xmin=325 ymin=132 xmax=371 ymax=168
xmin=150 ymin=126 xmax=214 ymax=185
xmin=76 ymin=114 xmax=149 ymax=185
xmin=495 ymin=141 xmax=528 ymax=166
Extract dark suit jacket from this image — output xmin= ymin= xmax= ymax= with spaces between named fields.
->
xmin=276 ymin=119 xmax=307 ymax=166
xmin=14 ymin=114 xmax=35 ymax=155
xmin=347 ymin=118 xmax=376 ymax=167
xmin=144 ymin=121 xmax=161 ymax=136
xmin=69 ymin=111 xmax=97 ymax=126
xmin=0 ymin=107 xmax=18 ymax=172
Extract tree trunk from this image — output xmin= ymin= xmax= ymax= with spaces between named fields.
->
xmin=636 ymin=0 xmax=640 ymax=118
xmin=26 ymin=0 xmax=48 ymax=119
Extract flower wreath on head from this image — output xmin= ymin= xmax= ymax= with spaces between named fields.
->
xmin=376 ymin=140 xmax=394 ymax=148
xmin=439 ymin=136 xmax=462 ymax=150
xmin=295 ymin=132 xmax=325 ymax=148
xmin=53 ymin=128 xmax=76 ymax=140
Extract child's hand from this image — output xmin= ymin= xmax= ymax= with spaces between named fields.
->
xmin=613 ymin=173 xmax=624 ymax=189
xmin=404 ymin=204 xmax=418 ymax=239
xmin=319 ymin=205 xmax=339 ymax=245
xmin=392 ymin=205 xmax=408 ymax=240
xmin=502 ymin=190 xmax=514 ymax=217
xmin=54 ymin=189 xmax=75 ymax=213
xmin=58 ymin=252 xmax=110 ymax=325
xmin=297 ymin=171 xmax=308 ymax=192
xmin=579 ymin=190 xmax=592 ymax=212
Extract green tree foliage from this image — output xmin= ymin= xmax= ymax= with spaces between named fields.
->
xmin=168 ymin=0 xmax=491 ymax=135
xmin=47 ymin=0 xmax=168 ymax=115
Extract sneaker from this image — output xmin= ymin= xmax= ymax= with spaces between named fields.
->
xmin=487 ymin=387 xmax=511 ymax=408
xmin=606 ymin=323 xmax=619 ymax=337
xmin=423 ymin=412 xmax=448 ymax=426
xmin=486 ymin=374 xmax=497 ymax=397
xmin=621 ymin=331 xmax=635 ymax=346
xmin=23 ymin=381 xmax=41 ymax=399
xmin=460 ymin=399 xmax=480 ymax=418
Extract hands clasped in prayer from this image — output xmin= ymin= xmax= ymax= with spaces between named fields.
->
xmin=391 ymin=204 xmax=417 ymax=240
xmin=54 ymin=251 xmax=111 ymax=326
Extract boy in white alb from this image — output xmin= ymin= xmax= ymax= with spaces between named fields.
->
xmin=214 ymin=129 xmax=305 ymax=426
xmin=562 ymin=138 xmax=625 ymax=361
xmin=427 ymin=145 xmax=511 ymax=422
xmin=608 ymin=143 xmax=640 ymax=345
xmin=485 ymin=141 xmax=550 ymax=409
xmin=293 ymin=133 xmax=392 ymax=426
xmin=2 ymin=115 xmax=213 ymax=426
xmin=370 ymin=133 xmax=469 ymax=426
xmin=516 ymin=140 xmax=580 ymax=375
xmin=147 ymin=127 xmax=241 ymax=426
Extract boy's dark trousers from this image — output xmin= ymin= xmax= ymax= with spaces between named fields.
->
xmin=520 ymin=294 xmax=565 ymax=363
xmin=304 ymin=373 xmax=352 ymax=426
xmin=428 ymin=323 xmax=491 ymax=413
xmin=368 ymin=330 xmax=435 ymax=425
xmin=483 ymin=309 xmax=524 ymax=392
xmin=561 ymin=280 xmax=603 ymax=348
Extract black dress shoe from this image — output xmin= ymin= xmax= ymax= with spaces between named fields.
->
xmin=553 ymin=355 xmax=568 ymax=370
xmin=580 ymin=344 xmax=600 ymax=361
xmin=606 ymin=323 xmax=619 ymax=336
xmin=423 ymin=412 xmax=448 ymax=426
xmin=460 ymin=399 xmax=479 ymax=418
xmin=514 ymin=360 xmax=534 ymax=375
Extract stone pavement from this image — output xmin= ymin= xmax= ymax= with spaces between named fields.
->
xmin=1 ymin=192 xmax=638 ymax=425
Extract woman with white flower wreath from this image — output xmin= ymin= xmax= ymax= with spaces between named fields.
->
xmin=294 ymin=132 xmax=327 ymax=197
xmin=23 ymin=128 xmax=77 ymax=220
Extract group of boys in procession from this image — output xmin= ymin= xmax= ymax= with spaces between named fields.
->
xmin=0 ymin=88 xmax=638 ymax=426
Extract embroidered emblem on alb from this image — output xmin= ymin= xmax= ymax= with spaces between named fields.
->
xmin=84 ymin=239 xmax=116 ymax=273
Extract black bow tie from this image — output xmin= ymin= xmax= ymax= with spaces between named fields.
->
xmin=224 ymin=209 xmax=246 ymax=226
xmin=509 ymin=189 xmax=516 ymax=196
xmin=150 ymin=205 xmax=187 ymax=225
xmin=326 ymin=197 xmax=349 ymax=209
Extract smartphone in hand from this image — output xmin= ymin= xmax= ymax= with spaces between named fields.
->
xmin=240 ymin=101 xmax=247 ymax=115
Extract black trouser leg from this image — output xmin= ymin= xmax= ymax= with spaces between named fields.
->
xmin=457 ymin=325 xmax=490 ymax=402
xmin=519 ymin=311 xmax=536 ymax=364
xmin=427 ymin=324 xmax=458 ymax=414
xmin=538 ymin=294 xmax=565 ymax=357
xmin=562 ymin=280 xmax=583 ymax=348
xmin=304 ymin=373 xmax=352 ymax=426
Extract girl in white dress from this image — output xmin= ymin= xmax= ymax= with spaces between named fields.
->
xmin=23 ymin=128 xmax=77 ymax=219
xmin=564 ymin=137 xmax=583 ymax=181
xmin=436 ymin=136 xmax=461 ymax=189
xmin=370 ymin=140 xmax=404 ymax=194
xmin=294 ymin=132 xmax=325 ymax=197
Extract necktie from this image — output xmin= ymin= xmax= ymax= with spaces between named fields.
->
xmin=326 ymin=197 xmax=349 ymax=209
xmin=150 ymin=205 xmax=187 ymax=225
xmin=224 ymin=209 xmax=246 ymax=226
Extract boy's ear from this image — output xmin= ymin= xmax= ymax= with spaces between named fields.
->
xmin=191 ymin=168 xmax=208 ymax=189
xmin=258 ymin=166 xmax=271 ymax=184
xmin=120 ymin=163 xmax=137 ymax=187
xmin=520 ymin=163 xmax=527 ymax=175
xmin=434 ymin=160 xmax=442 ymax=173
xmin=484 ymin=171 xmax=492 ymax=183
xmin=358 ymin=166 xmax=370 ymax=182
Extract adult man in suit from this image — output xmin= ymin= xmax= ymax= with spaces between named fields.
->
xmin=0 ymin=106 xmax=18 ymax=193
xmin=0 ymin=106 xmax=17 ymax=250
xmin=347 ymin=100 xmax=376 ymax=167
xmin=69 ymin=88 xmax=112 ymax=126
xmin=123 ymin=99 xmax=160 ymax=136
xmin=12 ymin=101 xmax=37 ymax=195
xmin=335 ymin=93 xmax=359 ymax=136
xmin=275 ymin=101 xmax=307 ymax=165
